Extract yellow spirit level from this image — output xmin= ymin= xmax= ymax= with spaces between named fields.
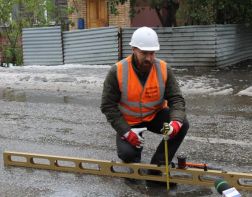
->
xmin=3 ymin=151 xmax=252 ymax=191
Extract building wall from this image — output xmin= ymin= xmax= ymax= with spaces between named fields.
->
xmin=68 ymin=0 xmax=87 ymax=30
xmin=109 ymin=2 xmax=131 ymax=27
xmin=68 ymin=0 xmax=131 ymax=30
xmin=131 ymin=7 xmax=162 ymax=27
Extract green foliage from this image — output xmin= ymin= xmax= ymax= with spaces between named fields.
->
xmin=108 ymin=0 xmax=180 ymax=26
xmin=214 ymin=0 xmax=252 ymax=24
xmin=3 ymin=46 xmax=23 ymax=66
xmin=109 ymin=0 xmax=252 ymax=26
xmin=179 ymin=0 xmax=252 ymax=25
xmin=0 ymin=0 xmax=77 ymax=66
xmin=184 ymin=0 xmax=215 ymax=25
xmin=108 ymin=0 xmax=139 ymax=18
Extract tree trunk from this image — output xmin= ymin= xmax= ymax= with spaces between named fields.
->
xmin=166 ymin=0 xmax=180 ymax=27
xmin=155 ymin=8 xmax=165 ymax=27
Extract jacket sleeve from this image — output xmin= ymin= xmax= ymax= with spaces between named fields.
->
xmin=164 ymin=66 xmax=186 ymax=122
xmin=100 ymin=65 xmax=131 ymax=136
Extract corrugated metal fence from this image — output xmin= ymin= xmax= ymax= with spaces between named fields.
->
xmin=122 ymin=26 xmax=217 ymax=66
xmin=22 ymin=25 xmax=252 ymax=67
xmin=122 ymin=25 xmax=252 ymax=67
xmin=216 ymin=25 xmax=252 ymax=67
xmin=63 ymin=27 xmax=119 ymax=65
xmin=22 ymin=26 xmax=63 ymax=65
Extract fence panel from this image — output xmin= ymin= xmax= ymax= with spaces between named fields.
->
xmin=63 ymin=27 xmax=119 ymax=65
xmin=122 ymin=26 xmax=217 ymax=67
xmin=21 ymin=25 xmax=252 ymax=67
xmin=216 ymin=24 xmax=252 ymax=67
xmin=22 ymin=26 xmax=63 ymax=65
xmin=122 ymin=25 xmax=252 ymax=67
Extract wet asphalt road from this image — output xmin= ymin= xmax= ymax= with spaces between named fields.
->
xmin=0 ymin=64 xmax=251 ymax=197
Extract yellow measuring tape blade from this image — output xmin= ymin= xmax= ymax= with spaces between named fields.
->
xmin=164 ymin=140 xmax=169 ymax=190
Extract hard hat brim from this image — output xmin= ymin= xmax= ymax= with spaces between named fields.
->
xmin=129 ymin=43 xmax=160 ymax=51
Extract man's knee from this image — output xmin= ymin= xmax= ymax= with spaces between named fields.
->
xmin=117 ymin=148 xmax=138 ymax=163
xmin=116 ymin=134 xmax=142 ymax=162
xmin=183 ymin=118 xmax=189 ymax=131
xmin=179 ymin=118 xmax=189 ymax=137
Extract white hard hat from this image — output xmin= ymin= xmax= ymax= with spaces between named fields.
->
xmin=129 ymin=26 xmax=160 ymax=51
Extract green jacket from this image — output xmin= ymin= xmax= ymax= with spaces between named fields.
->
xmin=100 ymin=55 xmax=186 ymax=136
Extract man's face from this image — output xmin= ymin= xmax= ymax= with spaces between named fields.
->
xmin=133 ymin=47 xmax=156 ymax=73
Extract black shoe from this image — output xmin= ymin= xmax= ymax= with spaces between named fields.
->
xmin=146 ymin=168 xmax=177 ymax=188
xmin=123 ymin=167 xmax=144 ymax=185
xmin=125 ymin=177 xmax=138 ymax=183
xmin=146 ymin=180 xmax=177 ymax=188
xmin=124 ymin=177 xmax=145 ymax=186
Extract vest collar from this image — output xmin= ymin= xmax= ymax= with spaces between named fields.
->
xmin=131 ymin=54 xmax=151 ymax=86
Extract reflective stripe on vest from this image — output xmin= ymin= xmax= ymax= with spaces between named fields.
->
xmin=117 ymin=56 xmax=167 ymax=122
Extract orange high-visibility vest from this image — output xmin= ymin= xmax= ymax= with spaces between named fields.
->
xmin=117 ymin=55 xmax=168 ymax=125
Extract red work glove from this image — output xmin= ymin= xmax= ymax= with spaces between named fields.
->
xmin=161 ymin=121 xmax=182 ymax=139
xmin=122 ymin=128 xmax=147 ymax=148
xmin=168 ymin=121 xmax=182 ymax=138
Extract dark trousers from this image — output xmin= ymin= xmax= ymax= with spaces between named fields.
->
xmin=116 ymin=108 xmax=189 ymax=165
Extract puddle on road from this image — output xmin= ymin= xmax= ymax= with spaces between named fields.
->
xmin=0 ymin=87 xmax=27 ymax=102
xmin=0 ymin=87 xmax=85 ymax=105
xmin=121 ymin=180 xmax=214 ymax=197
